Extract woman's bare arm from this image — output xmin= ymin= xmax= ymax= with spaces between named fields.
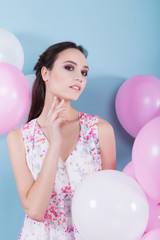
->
xmin=98 ymin=118 xmax=116 ymax=170
xmin=7 ymin=97 xmax=68 ymax=222
xmin=7 ymin=128 xmax=61 ymax=222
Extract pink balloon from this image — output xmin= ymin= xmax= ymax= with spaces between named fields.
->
xmin=141 ymin=228 xmax=160 ymax=240
xmin=0 ymin=62 xmax=31 ymax=135
xmin=132 ymin=116 xmax=160 ymax=201
xmin=122 ymin=161 xmax=137 ymax=180
xmin=123 ymin=161 xmax=160 ymax=233
xmin=115 ymin=75 xmax=160 ymax=138
xmin=146 ymin=201 xmax=160 ymax=233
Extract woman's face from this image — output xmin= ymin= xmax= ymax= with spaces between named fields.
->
xmin=42 ymin=48 xmax=88 ymax=102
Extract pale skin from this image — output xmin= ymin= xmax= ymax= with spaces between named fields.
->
xmin=7 ymin=48 xmax=116 ymax=222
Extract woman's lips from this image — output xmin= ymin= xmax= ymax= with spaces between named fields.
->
xmin=70 ymin=85 xmax=81 ymax=91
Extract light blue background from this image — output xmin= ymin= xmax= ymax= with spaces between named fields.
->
xmin=0 ymin=0 xmax=160 ymax=239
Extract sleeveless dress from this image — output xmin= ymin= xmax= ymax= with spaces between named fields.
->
xmin=19 ymin=112 xmax=102 ymax=240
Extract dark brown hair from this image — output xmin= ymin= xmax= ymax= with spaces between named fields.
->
xmin=27 ymin=41 xmax=88 ymax=122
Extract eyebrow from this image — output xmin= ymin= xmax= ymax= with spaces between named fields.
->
xmin=63 ymin=60 xmax=89 ymax=70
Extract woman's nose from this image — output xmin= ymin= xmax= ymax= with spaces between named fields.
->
xmin=74 ymin=77 xmax=83 ymax=83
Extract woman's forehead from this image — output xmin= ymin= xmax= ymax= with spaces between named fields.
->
xmin=56 ymin=48 xmax=87 ymax=64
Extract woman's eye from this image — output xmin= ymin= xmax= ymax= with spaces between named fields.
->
xmin=64 ymin=65 xmax=74 ymax=71
xmin=82 ymin=71 xmax=88 ymax=76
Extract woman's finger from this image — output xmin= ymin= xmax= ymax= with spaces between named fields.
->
xmin=47 ymin=97 xmax=57 ymax=117
xmin=55 ymin=117 xmax=69 ymax=125
xmin=56 ymin=98 xmax=65 ymax=109
xmin=49 ymin=107 xmax=67 ymax=121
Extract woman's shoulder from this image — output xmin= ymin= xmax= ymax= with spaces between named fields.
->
xmin=98 ymin=117 xmax=115 ymax=140
xmin=7 ymin=119 xmax=36 ymax=144
xmin=7 ymin=127 xmax=23 ymax=146
xmin=98 ymin=117 xmax=113 ymax=128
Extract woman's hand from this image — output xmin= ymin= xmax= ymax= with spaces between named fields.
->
xmin=40 ymin=96 xmax=68 ymax=145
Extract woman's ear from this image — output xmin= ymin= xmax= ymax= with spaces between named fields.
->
xmin=41 ymin=66 xmax=49 ymax=82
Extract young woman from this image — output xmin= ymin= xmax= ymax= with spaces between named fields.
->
xmin=7 ymin=42 xmax=116 ymax=239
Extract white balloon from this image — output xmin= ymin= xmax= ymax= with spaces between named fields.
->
xmin=15 ymin=107 xmax=30 ymax=129
xmin=72 ymin=170 xmax=149 ymax=240
xmin=0 ymin=29 xmax=24 ymax=70
xmin=25 ymin=73 xmax=36 ymax=90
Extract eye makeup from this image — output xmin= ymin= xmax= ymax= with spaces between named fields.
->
xmin=63 ymin=60 xmax=89 ymax=70
xmin=64 ymin=65 xmax=74 ymax=71
xmin=63 ymin=61 xmax=88 ymax=77
xmin=81 ymin=70 xmax=88 ymax=76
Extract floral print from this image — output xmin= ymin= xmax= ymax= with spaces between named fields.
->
xmin=19 ymin=112 xmax=102 ymax=239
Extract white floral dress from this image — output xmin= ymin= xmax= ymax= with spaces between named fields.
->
xmin=19 ymin=112 xmax=102 ymax=240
